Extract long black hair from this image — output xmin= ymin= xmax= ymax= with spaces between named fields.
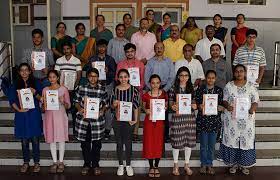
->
xmin=16 ymin=63 xmax=35 ymax=90
xmin=181 ymin=17 xmax=198 ymax=31
xmin=174 ymin=66 xmax=194 ymax=94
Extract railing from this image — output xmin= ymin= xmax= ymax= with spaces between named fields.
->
xmin=0 ymin=41 xmax=13 ymax=84
xmin=273 ymin=41 xmax=280 ymax=87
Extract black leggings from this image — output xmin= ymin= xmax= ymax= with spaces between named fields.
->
xmin=148 ymin=158 xmax=160 ymax=168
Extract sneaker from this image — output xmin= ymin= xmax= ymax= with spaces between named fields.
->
xmin=229 ymin=165 xmax=238 ymax=174
xmin=126 ymin=166 xmax=134 ymax=176
xmin=117 ymin=165 xmax=124 ymax=176
xmin=241 ymin=167 xmax=250 ymax=175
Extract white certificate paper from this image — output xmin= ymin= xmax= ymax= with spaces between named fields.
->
xmin=18 ymin=88 xmax=35 ymax=109
xmin=150 ymin=99 xmax=165 ymax=122
xmin=177 ymin=94 xmax=192 ymax=115
xmin=84 ymin=97 xmax=100 ymax=119
xmin=128 ymin=67 xmax=140 ymax=87
xmin=45 ymin=90 xmax=59 ymax=110
xmin=247 ymin=65 xmax=259 ymax=86
xmin=60 ymin=70 xmax=76 ymax=90
xmin=31 ymin=51 xmax=46 ymax=70
xmin=203 ymin=94 xmax=218 ymax=115
xmin=234 ymin=97 xmax=250 ymax=119
xmin=117 ymin=101 xmax=133 ymax=121
xmin=92 ymin=61 xmax=106 ymax=80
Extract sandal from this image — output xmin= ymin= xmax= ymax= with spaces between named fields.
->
xmin=93 ymin=167 xmax=101 ymax=176
xmin=57 ymin=162 xmax=65 ymax=173
xmin=207 ymin=166 xmax=215 ymax=175
xmin=154 ymin=168 xmax=160 ymax=178
xmin=20 ymin=163 xmax=29 ymax=173
xmin=200 ymin=166 xmax=207 ymax=174
xmin=81 ymin=166 xmax=90 ymax=176
xmin=241 ymin=167 xmax=250 ymax=175
xmin=184 ymin=164 xmax=193 ymax=176
xmin=229 ymin=165 xmax=238 ymax=174
xmin=49 ymin=163 xmax=58 ymax=174
xmin=148 ymin=168 xmax=155 ymax=177
xmin=172 ymin=164 xmax=180 ymax=176
xmin=33 ymin=163 xmax=40 ymax=173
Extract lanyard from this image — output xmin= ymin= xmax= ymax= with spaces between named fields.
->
xmin=247 ymin=48 xmax=256 ymax=65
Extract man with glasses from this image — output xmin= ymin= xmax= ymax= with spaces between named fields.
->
xmin=233 ymin=29 xmax=266 ymax=85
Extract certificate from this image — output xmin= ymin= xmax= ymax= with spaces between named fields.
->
xmin=203 ymin=94 xmax=218 ymax=115
xmin=127 ymin=67 xmax=140 ymax=87
xmin=234 ymin=97 xmax=250 ymax=119
xmin=84 ymin=97 xmax=100 ymax=119
xmin=92 ymin=61 xmax=106 ymax=80
xmin=176 ymin=94 xmax=192 ymax=115
xmin=31 ymin=51 xmax=46 ymax=70
xmin=247 ymin=65 xmax=259 ymax=86
xmin=17 ymin=88 xmax=35 ymax=109
xmin=45 ymin=90 xmax=59 ymax=110
xmin=60 ymin=70 xmax=76 ymax=90
xmin=117 ymin=101 xmax=133 ymax=121
xmin=150 ymin=99 xmax=165 ymax=122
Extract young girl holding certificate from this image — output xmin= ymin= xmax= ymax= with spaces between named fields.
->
xmin=195 ymin=70 xmax=223 ymax=175
xmin=218 ymin=64 xmax=259 ymax=175
xmin=8 ymin=63 xmax=43 ymax=173
xmin=42 ymin=70 xmax=70 ymax=173
xmin=142 ymin=74 xmax=167 ymax=178
xmin=74 ymin=68 xmax=107 ymax=175
xmin=169 ymin=66 xmax=197 ymax=176
xmin=111 ymin=69 xmax=140 ymax=177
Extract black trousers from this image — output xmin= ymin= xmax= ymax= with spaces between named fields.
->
xmin=81 ymin=124 xmax=102 ymax=168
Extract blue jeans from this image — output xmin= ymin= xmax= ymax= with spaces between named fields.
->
xmin=21 ymin=137 xmax=40 ymax=163
xmin=200 ymin=132 xmax=217 ymax=166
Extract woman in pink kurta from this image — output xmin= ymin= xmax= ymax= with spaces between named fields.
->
xmin=42 ymin=70 xmax=70 ymax=173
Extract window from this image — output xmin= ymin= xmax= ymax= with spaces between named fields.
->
xmin=13 ymin=4 xmax=33 ymax=25
xmin=12 ymin=0 xmax=46 ymax=4
xmin=208 ymin=0 xmax=266 ymax=5
xmin=146 ymin=8 xmax=182 ymax=28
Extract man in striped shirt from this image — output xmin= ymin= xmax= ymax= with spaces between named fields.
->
xmin=233 ymin=29 xmax=266 ymax=85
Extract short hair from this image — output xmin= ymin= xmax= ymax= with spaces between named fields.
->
xmin=115 ymin=23 xmax=125 ymax=31
xmin=123 ymin=13 xmax=132 ymax=20
xmin=87 ymin=68 xmax=99 ymax=77
xmin=75 ymin=23 xmax=85 ymax=30
xmin=32 ymin=28 xmax=44 ymax=37
xmin=206 ymin=70 xmax=217 ymax=77
xmin=62 ymin=42 xmax=72 ymax=48
xmin=149 ymin=74 xmax=161 ymax=83
xmin=95 ymin=14 xmax=105 ymax=21
xmin=140 ymin=17 xmax=149 ymax=24
xmin=96 ymin=39 xmax=108 ymax=47
xmin=246 ymin=28 xmax=258 ymax=37
xmin=124 ymin=43 xmax=136 ymax=51
xmin=210 ymin=43 xmax=221 ymax=51
xmin=205 ymin=25 xmax=215 ymax=31
xmin=56 ymin=22 xmax=66 ymax=29
xmin=170 ymin=24 xmax=179 ymax=30
xmin=163 ymin=13 xmax=171 ymax=19
xmin=236 ymin=13 xmax=245 ymax=20
xmin=183 ymin=44 xmax=194 ymax=51
xmin=146 ymin=9 xmax=154 ymax=16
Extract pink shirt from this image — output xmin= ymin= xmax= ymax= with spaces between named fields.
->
xmin=116 ymin=59 xmax=145 ymax=92
xmin=131 ymin=31 xmax=157 ymax=60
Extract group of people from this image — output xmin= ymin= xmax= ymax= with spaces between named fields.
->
xmin=10 ymin=10 xmax=267 ymax=177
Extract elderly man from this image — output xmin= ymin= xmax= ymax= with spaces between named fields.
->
xmin=203 ymin=43 xmax=232 ymax=89
xmin=131 ymin=18 xmax=157 ymax=65
xmin=163 ymin=25 xmax=186 ymax=63
xmin=195 ymin=25 xmax=225 ymax=63
xmin=90 ymin=14 xmax=113 ymax=42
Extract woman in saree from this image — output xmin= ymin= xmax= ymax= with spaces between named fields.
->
xmin=180 ymin=17 xmax=203 ymax=48
xmin=157 ymin=13 xmax=171 ymax=42
xmin=73 ymin=23 xmax=96 ymax=68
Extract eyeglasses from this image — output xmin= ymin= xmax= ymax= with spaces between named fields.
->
xmin=248 ymin=36 xmax=256 ymax=39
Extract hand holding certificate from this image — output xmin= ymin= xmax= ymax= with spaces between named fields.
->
xmin=44 ymin=90 xmax=59 ymax=110
xmin=84 ymin=97 xmax=100 ymax=119
xmin=203 ymin=94 xmax=218 ymax=115
xmin=31 ymin=51 xmax=46 ymax=70
xmin=92 ymin=61 xmax=106 ymax=80
xmin=60 ymin=70 xmax=77 ymax=90
xmin=176 ymin=94 xmax=192 ymax=115
xmin=150 ymin=99 xmax=165 ymax=122
xmin=17 ymin=88 xmax=35 ymax=109
xmin=117 ymin=101 xmax=133 ymax=121
xmin=127 ymin=68 xmax=140 ymax=87
xmin=233 ymin=97 xmax=250 ymax=119
xmin=247 ymin=65 xmax=259 ymax=86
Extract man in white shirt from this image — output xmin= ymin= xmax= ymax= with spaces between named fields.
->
xmin=175 ymin=44 xmax=205 ymax=87
xmin=195 ymin=25 xmax=225 ymax=63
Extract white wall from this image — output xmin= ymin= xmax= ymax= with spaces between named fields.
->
xmin=189 ymin=0 xmax=280 ymax=18
xmin=62 ymin=0 xmax=90 ymax=17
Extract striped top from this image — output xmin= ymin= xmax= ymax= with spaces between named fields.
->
xmin=233 ymin=45 xmax=266 ymax=67
xmin=54 ymin=55 xmax=82 ymax=72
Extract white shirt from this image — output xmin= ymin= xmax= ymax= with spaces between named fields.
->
xmin=175 ymin=58 xmax=205 ymax=84
xmin=55 ymin=55 xmax=82 ymax=72
xmin=195 ymin=37 xmax=225 ymax=61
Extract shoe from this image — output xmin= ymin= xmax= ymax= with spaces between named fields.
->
xmin=207 ymin=166 xmax=215 ymax=175
xmin=126 ymin=166 xmax=134 ymax=177
xmin=172 ymin=163 xmax=180 ymax=176
xmin=81 ymin=166 xmax=90 ymax=176
xmin=133 ymin=134 xmax=139 ymax=141
xmin=49 ymin=163 xmax=58 ymax=174
xmin=200 ymin=166 xmax=207 ymax=174
xmin=154 ymin=167 xmax=160 ymax=178
xmin=104 ymin=130 xmax=110 ymax=140
xmin=184 ymin=164 xmax=193 ymax=176
xmin=56 ymin=162 xmax=65 ymax=173
xmin=20 ymin=163 xmax=29 ymax=173
xmin=117 ymin=165 xmax=124 ymax=176
xmin=229 ymin=165 xmax=238 ymax=174
xmin=93 ymin=167 xmax=101 ymax=176
xmin=241 ymin=167 xmax=250 ymax=175
xmin=148 ymin=168 xmax=155 ymax=178
xmin=33 ymin=163 xmax=40 ymax=173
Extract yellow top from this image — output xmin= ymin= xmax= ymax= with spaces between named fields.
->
xmin=163 ymin=38 xmax=186 ymax=62
xmin=180 ymin=28 xmax=202 ymax=47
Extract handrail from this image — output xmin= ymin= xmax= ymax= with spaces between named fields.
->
xmin=273 ymin=41 xmax=280 ymax=87
xmin=0 ymin=42 xmax=13 ymax=84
